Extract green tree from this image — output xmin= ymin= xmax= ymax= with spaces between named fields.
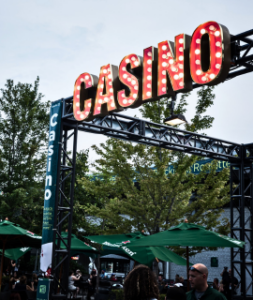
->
xmin=79 ymin=86 xmax=230 ymax=243
xmin=71 ymin=150 xmax=105 ymax=237
xmin=0 ymin=78 xmax=50 ymax=233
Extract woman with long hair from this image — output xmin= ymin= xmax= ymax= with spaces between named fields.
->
xmin=124 ymin=265 xmax=159 ymax=300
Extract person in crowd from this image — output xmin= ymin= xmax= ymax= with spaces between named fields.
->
xmin=158 ymin=274 xmax=166 ymax=293
xmin=68 ymin=270 xmax=80 ymax=298
xmin=179 ymin=276 xmax=185 ymax=286
xmin=76 ymin=269 xmax=82 ymax=277
xmin=14 ymin=275 xmax=34 ymax=291
xmin=175 ymin=274 xmax=180 ymax=284
xmin=124 ymin=264 xmax=159 ymax=300
xmin=10 ymin=271 xmax=19 ymax=289
xmin=166 ymin=287 xmax=186 ymax=300
xmin=110 ymin=274 xmax=117 ymax=281
xmin=220 ymin=267 xmax=230 ymax=298
xmin=228 ymin=269 xmax=238 ymax=293
xmin=31 ymin=273 xmax=39 ymax=291
xmin=87 ymin=270 xmax=97 ymax=300
xmin=174 ymin=275 xmax=183 ymax=288
xmin=100 ymin=269 xmax=106 ymax=279
xmin=219 ymin=280 xmax=225 ymax=295
xmin=187 ymin=264 xmax=226 ymax=300
xmin=4 ymin=265 xmax=10 ymax=276
xmin=10 ymin=260 xmax=16 ymax=275
xmin=213 ymin=278 xmax=219 ymax=290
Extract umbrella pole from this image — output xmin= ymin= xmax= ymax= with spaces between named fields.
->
xmin=186 ymin=246 xmax=190 ymax=292
xmin=0 ymin=240 xmax=6 ymax=290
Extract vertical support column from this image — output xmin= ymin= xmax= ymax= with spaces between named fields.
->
xmin=51 ymin=123 xmax=78 ymax=296
xmin=230 ymin=145 xmax=253 ymax=298
xmin=64 ymin=124 xmax=78 ymax=289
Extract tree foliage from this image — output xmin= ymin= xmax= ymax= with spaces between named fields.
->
xmin=79 ymin=87 xmax=230 ymax=244
xmin=0 ymin=78 xmax=50 ymax=232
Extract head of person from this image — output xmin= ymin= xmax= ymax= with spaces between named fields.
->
xmin=179 ymin=276 xmax=184 ymax=283
xmin=13 ymin=271 xmax=18 ymax=278
xmin=166 ymin=287 xmax=186 ymax=300
xmin=101 ymin=270 xmax=105 ymax=274
xmin=32 ymin=273 xmax=38 ymax=281
xmin=188 ymin=264 xmax=208 ymax=291
xmin=19 ymin=275 xmax=27 ymax=285
xmin=213 ymin=278 xmax=219 ymax=285
xmin=158 ymin=274 xmax=163 ymax=282
xmin=124 ymin=265 xmax=159 ymax=300
xmin=91 ymin=270 xmax=96 ymax=276
xmin=69 ymin=270 xmax=74 ymax=276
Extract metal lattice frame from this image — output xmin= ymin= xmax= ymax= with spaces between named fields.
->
xmin=230 ymin=146 xmax=253 ymax=298
xmin=52 ymin=123 xmax=78 ymax=294
xmin=52 ymin=29 xmax=253 ymax=299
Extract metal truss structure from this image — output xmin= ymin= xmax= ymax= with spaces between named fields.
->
xmin=52 ymin=29 xmax=253 ymax=299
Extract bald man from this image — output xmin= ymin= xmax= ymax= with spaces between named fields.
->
xmin=187 ymin=263 xmax=226 ymax=300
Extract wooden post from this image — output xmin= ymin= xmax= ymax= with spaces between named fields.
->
xmin=186 ymin=246 xmax=190 ymax=292
xmin=0 ymin=240 xmax=6 ymax=290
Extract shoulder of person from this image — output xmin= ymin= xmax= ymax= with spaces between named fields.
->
xmin=186 ymin=289 xmax=194 ymax=299
xmin=206 ymin=287 xmax=227 ymax=299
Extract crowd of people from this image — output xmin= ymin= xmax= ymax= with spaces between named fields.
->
xmin=124 ymin=263 xmax=238 ymax=300
xmin=66 ymin=263 xmax=239 ymax=300
xmin=2 ymin=258 xmax=239 ymax=300
xmin=2 ymin=268 xmax=39 ymax=296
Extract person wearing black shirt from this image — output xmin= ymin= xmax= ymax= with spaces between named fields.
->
xmin=220 ymin=267 xmax=229 ymax=299
xmin=228 ymin=269 xmax=239 ymax=299
xmin=87 ymin=270 xmax=97 ymax=300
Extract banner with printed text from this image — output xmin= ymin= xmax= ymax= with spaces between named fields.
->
xmin=36 ymin=278 xmax=50 ymax=300
xmin=40 ymin=100 xmax=62 ymax=272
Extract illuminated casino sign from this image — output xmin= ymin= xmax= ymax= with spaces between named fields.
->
xmin=73 ymin=20 xmax=230 ymax=121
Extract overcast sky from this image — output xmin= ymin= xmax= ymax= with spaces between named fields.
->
xmin=1 ymin=0 xmax=253 ymax=163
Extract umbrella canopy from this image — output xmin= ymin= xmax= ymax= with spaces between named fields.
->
xmin=0 ymin=247 xmax=30 ymax=260
xmin=120 ymin=245 xmax=191 ymax=267
xmin=121 ymin=223 xmax=245 ymax=291
xmin=0 ymin=220 xmax=41 ymax=249
xmin=123 ymin=223 xmax=245 ymax=248
xmin=86 ymin=232 xmax=143 ymax=247
xmin=0 ymin=220 xmax=41 ymax=288
xmin=60 ymin=232 xmax=99 ymax=258
xmin=85 ymin=232 xmax=191 ymax=267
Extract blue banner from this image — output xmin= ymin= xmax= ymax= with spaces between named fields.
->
xmin=40 ymin=100 xmax=62 ymax=272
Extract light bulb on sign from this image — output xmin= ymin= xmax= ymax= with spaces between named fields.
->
xmin=118 ymin=54 xmax=142 ymax=108
xmin=142 ymin=46 xmax=158 ymax=102
xmin=157 ymin=33 xmax=192 ymax=97
xmin=190 ymin=21 xmax=230 ymax=85
xmin=73 ymin=72 xmax=98 ymax=121
xmin=94 ymin=64 xmax=121 ymax=116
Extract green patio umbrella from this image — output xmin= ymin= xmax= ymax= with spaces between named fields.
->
xmin=123 ymin=223 xmax=245 ymax=290
xmin=86 ymin=232 xmax=143 ymax=247
xmin=122 ymin=223 xmax=245 ymax=248
xmin=60 ymin=232 xmax=99 ymax=258
xmin=85 ymin=232 xmax=191 ymax=267
xmin=0 ymin=220 xmax=41 ymax=288
xmin=0 ymin=247 xmax=31 ymax=260
xmin=119 ymin=244 xmax=191 ymax=267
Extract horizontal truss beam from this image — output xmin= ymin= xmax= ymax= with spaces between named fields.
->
xmin=62 ymin=110 xmax=242 ymax=161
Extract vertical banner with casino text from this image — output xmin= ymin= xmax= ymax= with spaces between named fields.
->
xmin=40 ymin=100 xmax=62 ymax=273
